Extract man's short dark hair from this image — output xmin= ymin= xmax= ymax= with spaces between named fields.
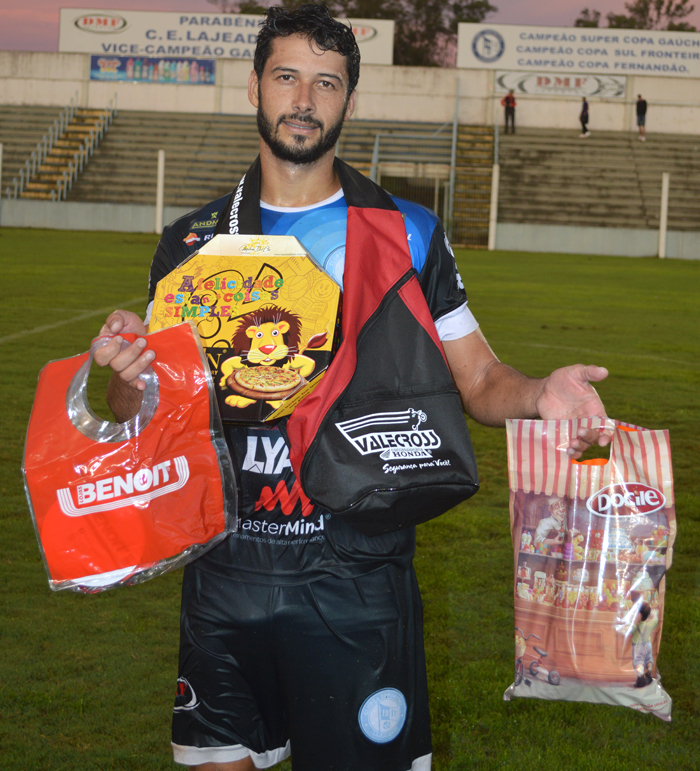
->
xmin=254 ymin=4 xmax=361 ymax=95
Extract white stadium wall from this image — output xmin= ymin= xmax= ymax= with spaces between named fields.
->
xmin=1 ymin=50 xmax=698 ymax=133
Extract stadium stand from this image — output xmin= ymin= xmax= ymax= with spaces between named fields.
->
xmin=498 ymin=128 xmax=700 ymax=232
xmin=61 ymin=109 xmax=493 ymax=244
xmin=65 ymin=111 xmax=460 ymax=205
xmin=9 ymin=106 xmax=695 ymax=245
xmin=0 ymin=105 xmax=62 ymax=193
xmin=67 ymin=111 xmax=259 ymax=208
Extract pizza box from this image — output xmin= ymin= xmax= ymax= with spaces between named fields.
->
xmin=148 ymin=234 xmax=341 ymax=424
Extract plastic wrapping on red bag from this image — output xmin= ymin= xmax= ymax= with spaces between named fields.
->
xmin=22 ymin=323 xmax=237 ymax=593
xmin=503 ymin=418 xmax=675 ymax=721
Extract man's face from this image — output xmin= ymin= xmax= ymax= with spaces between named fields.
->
xmin=249 ymin=33 xmax=356 ymax=165
xmin=549 ymin=499 xmax=567 ymax=523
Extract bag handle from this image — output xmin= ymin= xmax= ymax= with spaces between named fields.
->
xmin=569 ymin=418 xmax=639 ymax=467
xmin=66 ymin=335 xmax=159 ymax=443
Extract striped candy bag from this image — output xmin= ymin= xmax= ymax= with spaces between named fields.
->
xmin=503 ymin=419 xmax=675 ymax=721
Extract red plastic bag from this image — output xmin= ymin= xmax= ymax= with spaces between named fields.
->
xmin=504 ymin=418 xmax=675 ymax=721
xmin=23 ymin=323 xmax=237 ymax=593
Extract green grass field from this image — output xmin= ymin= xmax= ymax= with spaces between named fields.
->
xmin=1 ymin=228 xmax=698 ymax=770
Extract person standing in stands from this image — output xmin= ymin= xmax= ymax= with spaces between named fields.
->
xmin=501 ymin=90 xmax=516 ymax=134
xmin=579 ymin=97 xmax=590 ymax=137
xmin=636 ymin=95 xmax=647 ymax=141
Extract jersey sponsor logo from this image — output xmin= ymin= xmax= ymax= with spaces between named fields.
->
xmin=472 ymin=29 xmax=505 ymax=63
xmin=228 ymin=174 xmax=246 ymax=234
xmin=56 ymin=457 xmax=189 ymax=516
xmin=255 ymin=479 xmax=314 ymax=518
xmin=242 ymin=434 xmax=292 ymax=475
xmin=358 ymin=688 xmax=407 ymax=744
xmin=336 ymin=409 xmax=441 ymax=461
xmin=237 ymin=512 xmax=324 ymax=537
xmin=587 ymin=482 xmax=666 ymax=517
xmin=173 ymin=677 xmax=199 ymax=712
xmin=190 ymin=212 xmax=219 ymax=230
xmin=183 ymin=232 xmax=200 ymax=246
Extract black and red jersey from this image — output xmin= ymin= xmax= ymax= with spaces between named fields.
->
xmin=146 ymin=158 xmax=470 ymax=583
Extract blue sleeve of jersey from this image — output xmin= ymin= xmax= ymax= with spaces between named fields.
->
xmin=391 ymin=197 xmax=439 ymax=275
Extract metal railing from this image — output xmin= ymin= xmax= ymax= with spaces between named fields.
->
xmin=5 ymin=93 xmax=118 ymax=201
xmin=369 ymin=80 xmax=462 ymax=239
xmin=6 ymin=91 xmax=79 ymax=199
xmin=51 ymin=100 xmax=118 ymax=203
xmin=369 ymin=126 xmax=454 ymax=235
xmin=369 ymin=125 xmax=453 ymax=182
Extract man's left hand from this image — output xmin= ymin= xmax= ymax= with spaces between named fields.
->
xmin=536 ymin=364 xmax=610 ymax=458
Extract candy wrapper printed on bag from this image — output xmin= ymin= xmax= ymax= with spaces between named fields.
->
xmin=22 ymin=323 xmax=237 ymax=593
xmin=504 ymin=418 xmax=675 ymax=722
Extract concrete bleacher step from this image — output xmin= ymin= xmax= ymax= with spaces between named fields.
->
xmin=21 ymin=191 xmax=55 ymax=200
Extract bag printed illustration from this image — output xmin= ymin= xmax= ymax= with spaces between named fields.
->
xmin=503 ymin=418 xmax=675 ymax=721
xmin=23 ymin=323 xmax=237 ymax=593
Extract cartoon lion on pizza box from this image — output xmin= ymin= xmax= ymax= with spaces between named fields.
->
xmin=220 ymin=306 xmax=329 ymax=409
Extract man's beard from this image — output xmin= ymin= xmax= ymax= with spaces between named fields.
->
xmin=257 ymin=102 xmax=346 ymax=165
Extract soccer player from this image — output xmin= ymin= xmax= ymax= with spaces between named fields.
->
xmin=96 ymin=6 xmax=609 ymax=769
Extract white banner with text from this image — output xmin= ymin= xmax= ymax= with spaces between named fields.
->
xmin=458 ymin=23 xmax=700 ymax=78
xmin=59 ymin=8 xmax=394 ymax=65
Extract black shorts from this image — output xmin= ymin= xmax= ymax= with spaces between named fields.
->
xmin=172 ymin=563 xmax=432 ymax=770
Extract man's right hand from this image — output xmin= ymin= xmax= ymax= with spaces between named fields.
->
xmin=94 ymin=310 xmax=154 ymax=392
xmin=94 ymin=310 xmax=154 ymax=422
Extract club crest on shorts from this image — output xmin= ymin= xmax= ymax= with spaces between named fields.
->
xmin=336 ymin=409 xmax=440 ymax=461
xmin=173 ymin=677 xmax=199 ymax=712
xmin=358 ymin=688 xmax=407 ymax=743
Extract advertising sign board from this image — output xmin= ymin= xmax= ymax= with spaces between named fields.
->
xmin=494 ymin=71 xmax=626 ymax=98
xmin=60 ymin=8 xmax=394 ymax=65
xmin=90 ymin=55 xmax=216 ymax=84
xmin=458 ymin=23 xmax=700 ymax=79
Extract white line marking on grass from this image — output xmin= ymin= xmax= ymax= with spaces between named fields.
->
xmin=0 ymin=298 xmax=145 ymax=345
xmin=494 ymin=341 xmax=700 ymax=368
